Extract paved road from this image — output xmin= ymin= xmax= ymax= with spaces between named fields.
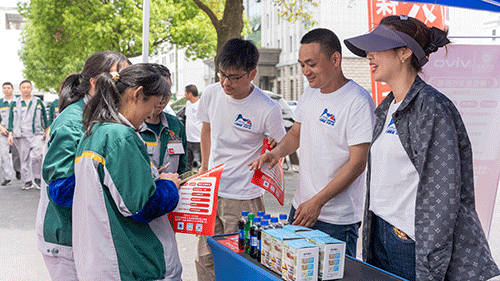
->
xmin=2 ymin=166 xmax=500 ymax=281
xmin=0 ymin=168 xmax=300 ymax=281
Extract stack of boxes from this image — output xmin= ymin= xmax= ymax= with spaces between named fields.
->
xmin=260 ymin=226 xmax=346 ymax=280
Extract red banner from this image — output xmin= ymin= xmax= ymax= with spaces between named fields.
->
xmin=168 ymin=163 xmax=226 ymax=236
xmin=368 ymin=0 xmax=446 ymax=105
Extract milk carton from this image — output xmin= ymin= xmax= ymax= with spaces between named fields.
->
xmin=267 ymin=229 xmax=304 ymax=274
xmin=309 ymin=236 xmax=346 ymax=280
xmin=296 ymin=230 xmax=329 ymax=240
xmin=282 ymin=225 xmax=311 ymax=233
xmin=281 ymin=240 xmax=319 ymax=281
xmin=260 ymin=228 xmax=277 ymax=269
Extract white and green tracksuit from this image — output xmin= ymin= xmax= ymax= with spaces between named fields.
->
xmin=73 ymin=115 xmax=182 ymax=281
xmin=36 ymin=98 xmax=85 ymax=278
xmin=8 ymin=96 xmax=48 ymax=183
xmin=0 ymin=97 xmax=14 ymax=182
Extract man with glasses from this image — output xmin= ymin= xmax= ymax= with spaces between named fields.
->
xmin=195 ymin=38 xmax=286 ymax=281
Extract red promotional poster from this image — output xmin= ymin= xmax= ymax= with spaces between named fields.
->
xmin=251 ymin=139 xmax=285 ymax=205
xmin=217 ymin=234 xmax=243 ymax=253
xmin=168 ymin=163 xmax=226 ymax=236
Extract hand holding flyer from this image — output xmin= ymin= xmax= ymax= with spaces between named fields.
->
xmin=168 ymin=163 xmax=226 ymax=236
xmin=251 ymin=139 xmax=285 ymax=205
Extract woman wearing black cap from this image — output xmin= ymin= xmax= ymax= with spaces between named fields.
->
xmin=345 ymin=15 xmax=499 ymax=280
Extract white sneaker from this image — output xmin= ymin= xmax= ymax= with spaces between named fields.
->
xmin=22 ymin=182 xmax=33 ymax=190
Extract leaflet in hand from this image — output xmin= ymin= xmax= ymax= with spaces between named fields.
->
xmin=168 ymin=163 xmax=226 ymax=236
xmin=251 ymin=139 xmax=285 ymax=205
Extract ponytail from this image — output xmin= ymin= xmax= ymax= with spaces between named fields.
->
xmin=82 ymin=73 xmax=122 ymax=136
xmin=59 ymin=73 xmax=84 ymax=112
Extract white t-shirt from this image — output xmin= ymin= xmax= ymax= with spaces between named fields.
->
xmin=197 ymin=83 xmax=286 ymax=200
xmin=185 ymin=100 xmax=203 ymax=142
xmin=370 ymin=100 xmax=418 ymax=240
xmin=292 ymin=81 xmax=375 ymax=225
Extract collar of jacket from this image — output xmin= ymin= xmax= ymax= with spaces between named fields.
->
xmin=374 ymin=75 xmax=427 ymax=119
xmin=138 ymin=112 xmax=170 ymax=133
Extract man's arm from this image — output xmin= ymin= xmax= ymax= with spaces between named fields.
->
xmin=199 ymin=122 xmax=211 ymax=173
xmin=249 ymin=122 xmax=301 ymax=170
xmin=0 ymin=122 xmax=8 ymax=136
xmin=292 ymin=142 xmax=370 ymax=227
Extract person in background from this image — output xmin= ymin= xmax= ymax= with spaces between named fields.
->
xmin=0 ymin=82 xmax=15 ymax=186
xmin=195 ymin=38 xmax=286 ymax=281
xmin=344 ymin=15 xmax=500 ymax=280
xmin=184 ymin=84 xmax=202 ymax=171
xmin=250 ymin=28 xmax=375 ymax=258
xmin=36 ymin=51 xmax=130 ymax=280
xmin=140 ymin=64 xmax=187 ymax=174
xmin=74 ymin=64 xmax=182 ymax=280
xmin=8 ymin=80 xmax=48 ymax=190
xmin=48 ymin=98 xmax=59 ymax=126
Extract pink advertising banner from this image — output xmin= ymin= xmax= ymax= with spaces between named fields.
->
xmin=422 ymin=45 xmax=500 ymax=236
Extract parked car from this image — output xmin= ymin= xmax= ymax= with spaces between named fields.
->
xmin=286 ymin=100 xmax=298 ymax=112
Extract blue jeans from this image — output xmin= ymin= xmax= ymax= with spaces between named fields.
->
xmin=288 ymin=206 xmax=361 ymax=257
xmin=370 ymin=215 xmax=415 ymax=281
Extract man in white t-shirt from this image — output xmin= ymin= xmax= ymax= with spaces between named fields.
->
xmin=250 ymin=28 xmax=375 ymax=257
xmin=184 ymin=84 xmax=202 ymax=171
xmin=196 ymin=38 xmax=286 ymax=281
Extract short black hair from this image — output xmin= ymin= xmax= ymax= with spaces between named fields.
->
xmin=185 ymin=84 xmax=198 ymax=97
xmin=2 ymin=82 xmax=13 ymax=88
xmin=20 ymin=80 xmax=32 ymax=87
xmin=300 ymin=28 xmax=342 ymax=57
xmin=216 ymin=38 xmax=259 ymax=71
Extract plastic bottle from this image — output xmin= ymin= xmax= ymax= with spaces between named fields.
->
xmin=238 ymin=211 xmax=249 ymax=250
xmin=256 ymin=211 xmax=265 ymax=218
xmin=244 ymin=213 xmax=255 ymax=254
xmin=270 ymin=217 xmax=282 ymax=229
xmin=279 ymin=213 xmax=289 ymax=226
xmin=257 ymin=220 xmax=270 ymax=262
xmin=250 ymin=217 xmax=261 ymax=258
xmin=263 ymin=214 xmax=271 ymax=221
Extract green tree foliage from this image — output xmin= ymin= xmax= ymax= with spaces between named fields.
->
xmin=18 ymin=0 xmax=219 ymax=91
xmin=272 ymin=0 xmax=318 ymax=26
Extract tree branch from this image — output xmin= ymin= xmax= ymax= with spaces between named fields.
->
xmin=191 ymin=0 xmax=220 ymax=31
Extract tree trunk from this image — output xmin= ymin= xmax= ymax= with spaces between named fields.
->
xmin=191 ymin=0 xmax=245 ymax=82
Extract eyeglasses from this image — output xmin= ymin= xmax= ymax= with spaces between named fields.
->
xmin=217 ymin=70 xmax=249 ymax=84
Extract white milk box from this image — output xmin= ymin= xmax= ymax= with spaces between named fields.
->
xmin=309 ymin=236 xmax=346 ymax=280
xmin=260 ymin=228 xmax=278 ymax=269
xmin=266 ymin=229 xmax=304 ymax=275
xmin=281 ymin=239 xmax=319 ymax=281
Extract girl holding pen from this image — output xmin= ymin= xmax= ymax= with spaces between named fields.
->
xmin=36 ymin=51 xmax=130 ymax=280
xmin=73 ymin=64 xmax=182 ymax=280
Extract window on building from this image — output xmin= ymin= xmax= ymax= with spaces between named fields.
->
xmin=170 ymin=53 xmax=175 ymax=63
xmin=277 ymin=81 xmax=281 ymax=95
xmin=289 ymin=36 xmax=293 ymax=52
xmin=290 ymin=67 xmax=293 ymax=76
xmin=290 ymin=80 xmax=294 ymax=97
xmin=5 ymin=13 xmax=26 ymax=30
xmin=162 ymin=56 xmax=167 ymax=65
xmin=277 ymin=39 xmax=280 ymax=48
xmin=277 ymin=69 xmax=281 ymax=77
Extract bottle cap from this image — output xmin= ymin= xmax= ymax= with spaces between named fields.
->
xmin=279 ymin=214 xmax=287 ymax=220
xmin=242 ymin=211 xmax=249 ymax=216
xmin=270 ymin=217 xmax=278 ymax=223
xmin=261 ymin=220 xmax=269 ymax=226
xmin=253 ymin=217 xmax=261 ymax=223
xmin=263 ymin=214 xmax=271 ymax=220
xmin=257 ymin=211 xmax=265 ymax=217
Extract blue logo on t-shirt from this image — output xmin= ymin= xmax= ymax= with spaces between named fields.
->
xmin=386 ymin=119 xmax=398 ymax=135
xmin=234 ymin=114 xmax=252 ymax=129
xmin=319 ymin=109 xmax=336 ymax=126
